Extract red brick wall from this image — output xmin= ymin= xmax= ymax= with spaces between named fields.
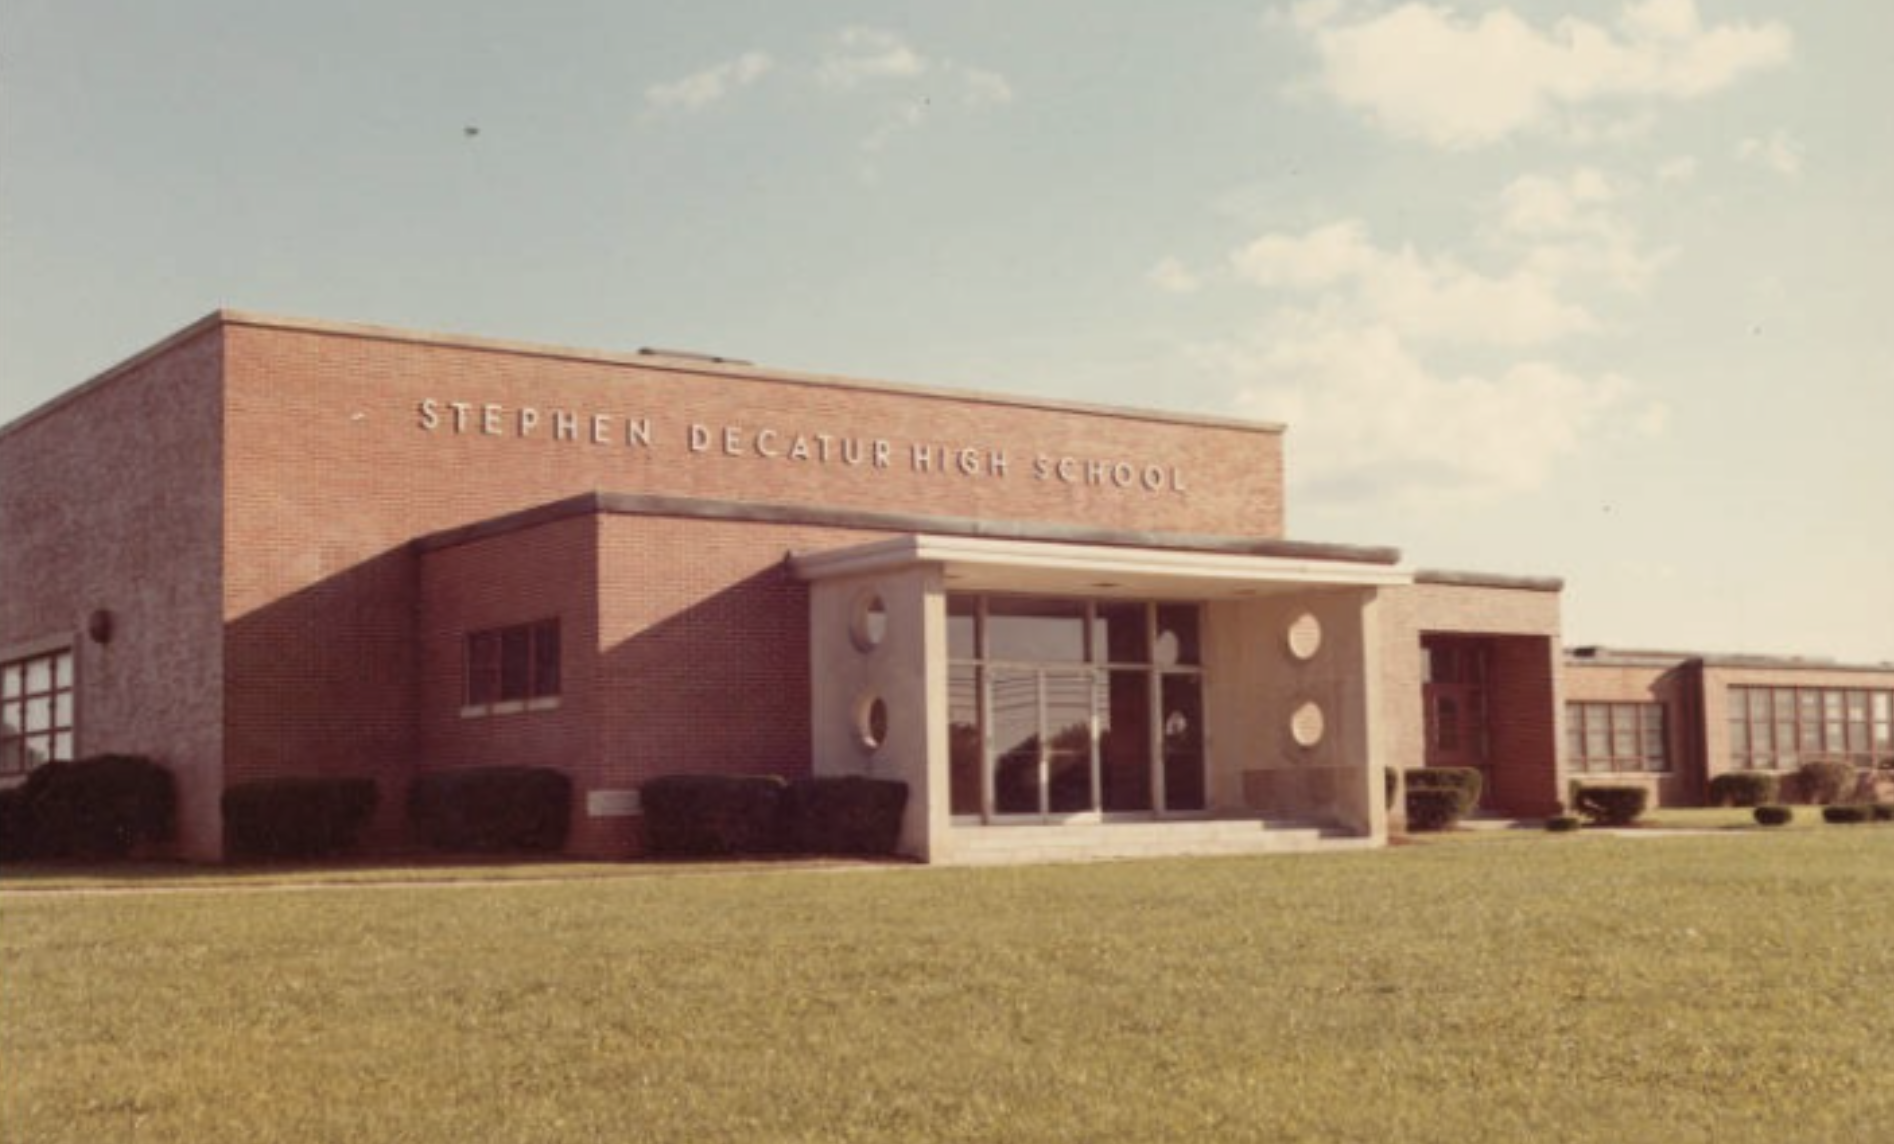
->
xmin=215 ymin=316 xmax=1286 ymax=847
xmin=0 ymin=324 xmax=227 ymax=859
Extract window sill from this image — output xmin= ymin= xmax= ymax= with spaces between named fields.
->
xmin=460 ymin=697 xmax=562 ymax=720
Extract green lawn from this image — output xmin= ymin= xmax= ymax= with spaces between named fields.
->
xmin=6 ymin=832 xmax=1894 ymax=1144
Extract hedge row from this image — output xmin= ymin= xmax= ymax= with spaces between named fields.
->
xmin=220 ymin=765 xmax=575 ymax=861
xmin=1401 ymin=767 xmax=1483 ymax=832
xmin=408 ymin=766 xmax=572 ymax=853
xmin=1572 ymin=784 xmax=1649 ymax=827
xmin=642 ymin=774 xmax=908 ymax=857
xmin=0 ymin=755 xmax=175 ymax=861
xmin=223 ymin=777 xmax=379 ymax=860
xmin=1708 ymin=772 xmax=1778 ymax=808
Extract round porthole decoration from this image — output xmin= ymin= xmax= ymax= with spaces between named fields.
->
xmin=849 ymin=590 xmax=890 ymax=653
xmin=1290 ymin=700 xmax=1326 ymax=749
xmin=855 ymin=693 xmax=890 ymax=753
xmin=1286 ymin=612 xmax=1323 ymax=662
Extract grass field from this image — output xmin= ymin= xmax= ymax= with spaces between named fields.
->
xmin=6 ymin=829 xmax=1894 ymax=1143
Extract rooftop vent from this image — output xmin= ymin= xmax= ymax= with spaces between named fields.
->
xmin=637 ymin=346 xmax=753 ymax=366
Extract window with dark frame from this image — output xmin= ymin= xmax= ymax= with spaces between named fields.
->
xmin=1565 ymin=701 xmax=1668 ymax=774
xmin=464 ymin=619 xmax=561 ymax=711
xmin=1 ymin=646 xmax=76 ymax=776
xmin=1728 ymin=685 xmax=1894 ymax=771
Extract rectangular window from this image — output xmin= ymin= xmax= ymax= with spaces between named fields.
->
xmin=1566 ymin=701 xmax=1668 ymax=773
xmin=463 ymin=619 xmax=560 ymax=714
xmin=1 ymin=646 xmax=76 ymax=776
xmin=1729 ymin=685 xmax=1894 ymax=770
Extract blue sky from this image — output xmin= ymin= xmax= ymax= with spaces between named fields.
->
xmin=2 ymin=1 xmax=1888 ymax=662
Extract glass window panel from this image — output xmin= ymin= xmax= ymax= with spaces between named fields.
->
xmin=23 ymin=696 xmax=50 ymax=733
xmin=1160 ymin=674 xmax=1205 ymax=811
xmin=1728 ymin=689 xmax=1748 ymax=719
xmin=1 ymin=666 xmax=19 ymax=699
xmin=1044 ymin=672 xmax=1097 ymax=814
xmin=1873 ymin=693 xmax=1891 ymax=722
xmin=1846 ymin=691 xmax=1868 ymax=719
xmin=53 ymin=653 xmax=72 ymax=690
xmin=1729 ymin=721 xmax=1749 ymax=754
xmin=1153 ymin=605 xmax=1202 ymax=668
xmin=1566 ymin=715 xmax=1586 ymax=762
xmin=24 ymin=659 xmax=51 ymax=694
xmin=24 ymin=735 xmax=52 ymax=766
xmin=1745 ymin=689 xmax=1768 ymax=720
xmin=987 ymin=598 xmax=1088 ymax=663
xmin=948 ymin=665 xmax=983 ymax=816
xmin=499 ymin=627 xmax=532 ymax=700
xmin=1875 ymin=720 xmax=1892 ymax=749
xmin=990 ymin=670 xmax=1041 ymax=814
xmin=1805 ymin=721 xmax=1827 ymax=752
xmin=54 ymin=692 xmax=72 ymax=728
xmin=532 ymin=621 xmax=561 ymax=697
xmin=1846 ymin=723 xmax=1869 ymax=752
xmin=1801 ymin=692 xmax=1823 ymax=722
xmin=1102 ymin=671 xmax=1152 ymax=812
xmin=1094 ymin=602 xmax=1149 ymax=665
xmin=52 ymin=732 xmax=74 ymax=761
xmin=946 ymin=596 xmax=979 ymax=661
xmin=1 ymin=701 xmax=18 ymax=736
xmin=467 ymin=632 xmax=500 ymax=705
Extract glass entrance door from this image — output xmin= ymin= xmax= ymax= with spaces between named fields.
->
xmin=991 ymin=667 xmax=1100 ymax=819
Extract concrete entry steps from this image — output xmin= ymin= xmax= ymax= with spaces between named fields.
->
xmin=946 ymin=818 xmax=1376 ymax=866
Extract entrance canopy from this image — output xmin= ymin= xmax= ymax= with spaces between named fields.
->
xmin=790 ymin=533 xmax=1412 ymax=597
xmin=791 ymin=531 xmax=1412 ymax=862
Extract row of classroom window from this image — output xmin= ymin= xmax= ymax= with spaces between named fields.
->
xmin=1567 ymin=687 xmax=1894 ymax=775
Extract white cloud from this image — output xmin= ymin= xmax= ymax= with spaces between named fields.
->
xmin=1496 ymin=167 xmax=1671 ymax=293
xmin=1229 ymin=219 xmax=1597 ymax=346
xmin=1285 ymin=0 xmax=1793 ymax=149
xmin=816 ymin=27 xmax=1013 ymax=161
xmin=1737 ymin=131 xmax=1803 ymax=177
xmin=644 ymin=52 xmax=773 ymax=113
xmin=1656 ymin=155 xmax=1700 ymax=186
xmin=819 ymin=27 xmax=929 ymax=90
xmin=959 ymin=68 xmax=1015 ymax=108
xmin=1205 ymin=314 xmax=1651 ymax=504
xmin=1147 ymin=256 xmax=1202 ymax=294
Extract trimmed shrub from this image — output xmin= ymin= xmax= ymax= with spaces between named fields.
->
xmin=781 ymin=777 xmax=908 ymax=855
xmin=1572 ymin=784 xmax=1649 ymax=827
xmin=1795 ymin=761 xmax=1857 ymax=806
xmin=0 ymin=787 xmax=31 ymax=861
xmin=1821 ymin=804 xmax=1874 ymax=825
xmin=1708 ymin=772 xmax=1779 ymax=808
xmin=1404 ymin=788 xmax=1466 ymax=833
xmin=1753 ymin=805 xmax=1794 ymax=827
xmin=1545 ymin=815 xmax=1582 ymax=833
xmin=224 ymin=777 xmax=379 ymax=860
xmin=641 ymin=774 xmax=787 ymax=857
xmin=1405 ymin=767 xmax=1483 ymax=818
xmin=408 ymin=767 xmax=572 ymax=853
xmin=9 ymin=755 xmax=175 ymax=860
xmin=1873 ymin=804 xmax=1894 ymax=823
xmin=1384 ymin=767 xmax=1399 ymax=811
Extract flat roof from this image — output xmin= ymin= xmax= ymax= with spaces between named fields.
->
xmin=3 ymin=309 xmax=1286 ymax=440
xmin=1566 ymin=646 xmax=1894 ymax=674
